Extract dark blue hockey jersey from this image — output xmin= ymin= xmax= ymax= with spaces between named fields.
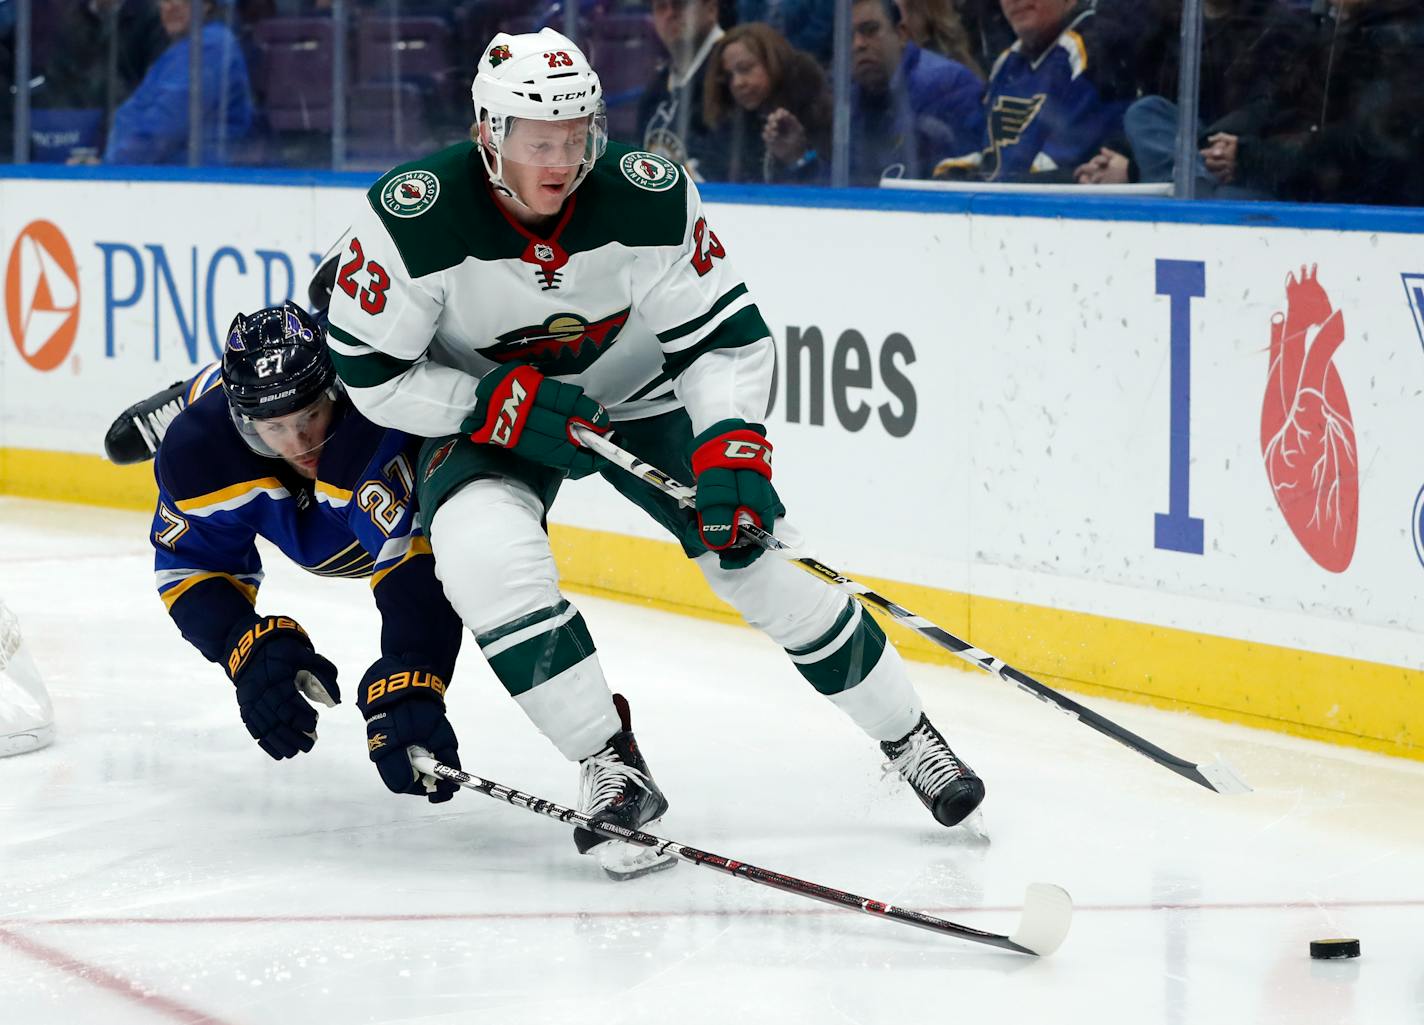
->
xmin=150 ymin=385 xmax=461 ymax=677
xmin=936 ymin=9 xmax=1125 ymax=182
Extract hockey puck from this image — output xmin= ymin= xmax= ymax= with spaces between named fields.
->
xmin=1309 ymin=938 xmax=1360 ymax=960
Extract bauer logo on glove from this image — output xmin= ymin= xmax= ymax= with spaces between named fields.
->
xmin=222 ymin=614 xmax=340 ymax=762
xmin=226 ymin=615 xmax=306 ymax=677
xmin=364 ymin=668 xmax=446 ymax=704
xmin=357 ymin=657 xmax=461 ymax=803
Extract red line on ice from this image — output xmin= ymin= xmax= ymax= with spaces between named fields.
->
xmin=0 ymin=926 xmax=236 ymax=1025
xmin=11 ymin=897 xmax=1424 ymax=928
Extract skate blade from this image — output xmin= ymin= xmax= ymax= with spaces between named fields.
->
xmin=597 ymin=819 xmax=678 ymax=881
xmin=951 ymin=807 xmax=991 ymax=844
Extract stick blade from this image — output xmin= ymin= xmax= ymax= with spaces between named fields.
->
xmin=1197 ymin=757 xmax=1252 ymax=795
xmin=1009 ymin=883 xmax=1073 ymax=956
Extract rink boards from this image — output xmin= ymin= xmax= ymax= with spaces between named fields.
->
xmin=0 ymin=168 xmax=1420 ymax=762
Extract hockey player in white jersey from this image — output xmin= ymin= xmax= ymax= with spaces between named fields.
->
xmin=326 ymin=28 xmax=984 ymax=870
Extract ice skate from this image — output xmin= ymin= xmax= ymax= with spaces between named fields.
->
xmin=103 ymin=379 xmax=188 ymax=464
xmin=575 ymin=694 xmax=674 ymax=880
xmin=882 ymin=714 xmax=985 ymax=829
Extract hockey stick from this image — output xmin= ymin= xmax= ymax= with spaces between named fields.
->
xmin=571 ymin=426 xmax=1251 ymax=797
xmin=407 ymin=748 xmax=1072 ymax=956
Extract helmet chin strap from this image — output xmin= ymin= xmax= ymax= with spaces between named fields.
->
xmin=479 ymin=137 xmax=526 ymax=208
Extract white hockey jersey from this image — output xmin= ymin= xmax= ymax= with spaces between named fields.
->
xmin=326 ymin=141 xmax=774 ymax=439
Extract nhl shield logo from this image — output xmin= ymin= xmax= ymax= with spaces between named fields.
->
xmin=620 ymin=151 xmax=680 ymax=192
xmin=534 ymin=243 xmax=555 ymax=262
xmin=381 ymin=170 xmax=440 ymax=218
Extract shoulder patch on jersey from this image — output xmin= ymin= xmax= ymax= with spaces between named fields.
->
xmin=619 ymin=151 xmax=680 ymax=192
xmin=380 ymin=170 xmax=441 ymax=218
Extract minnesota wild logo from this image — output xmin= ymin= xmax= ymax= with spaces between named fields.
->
xmin=489 ymin=44 xmax=512 ymax=67
xmin=620 ymin=151 xmax=679 ymax=192
xmin=482 ymin=309 xmax=631 ymax=375
xmin=380 ymin=169 xmax=439 ymax=218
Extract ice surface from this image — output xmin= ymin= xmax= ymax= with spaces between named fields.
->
xmin=2 ymin=498 xmax=1421 ymax=1024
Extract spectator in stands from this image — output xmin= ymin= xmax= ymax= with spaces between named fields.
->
xmin=39 ymin=1 xmax=167 ymax=114
xmin=103 ymin=0 xmax=253 ymax=164
xmin=1199 ymin=0 xmax=1424 ymax=205
xmin=736 ymin=0 xmax=835 ymax=63
xmin=952 ymin=0 xmax=1014 ymax=75
xmin=1075 ymin=0 xmax=1308 ymax=195
xmin=768 ymin=0 xmax=982 ymax=185
xmin=895 ymin=0 xmax=983 ymax=76
xmin=853 ymin=0 xmax=984 ymax=183
xmin=638 ymin=0 xmax=724 ymax=177
xmin=935 ymin=0 xmax=1125 ymax=183
xmin=700 ymin=21 xmax=831 ymax=183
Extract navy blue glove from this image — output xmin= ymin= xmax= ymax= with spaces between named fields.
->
xmin=223 ymin=616 xmax=340 ymax=760
xmin=357 ymin=657 xmax=459 ymax=803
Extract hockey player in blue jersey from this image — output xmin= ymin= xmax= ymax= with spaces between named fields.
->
xmin=149 ymin=302 xmax=465 ymax=802
xmin=105 ymin=257 xmax=341 ymax=467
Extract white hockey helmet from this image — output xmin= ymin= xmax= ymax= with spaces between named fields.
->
xmin=471 ymin=28 xmax=607 ymax=203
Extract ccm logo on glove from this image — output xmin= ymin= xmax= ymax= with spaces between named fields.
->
xmin=722 ymin=438 xmax=771 ymax=467
xmin=688 ymin=419 xmax=784 ymax=568
xmin=463 ymin=363 xmax=610 ymax=479
xmin=364 ymin=669 xmax=447 ymax=704
xmin=227 ymin=616 xmax=307 ymax=676
xmin=490 ymin=379 xmax=531 ymax=447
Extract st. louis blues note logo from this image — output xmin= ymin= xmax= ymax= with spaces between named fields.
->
xmin=283 ymin=308 xmax=313 ymax=342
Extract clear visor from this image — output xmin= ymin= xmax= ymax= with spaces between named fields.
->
xmin=230 ymin=390 xmax=338 ymax=463
xmin=498 ymin=111 xmax=608 ymax=167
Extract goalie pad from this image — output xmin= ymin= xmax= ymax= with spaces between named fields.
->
xmin=0 ymin=603 xmax=55 ymax=757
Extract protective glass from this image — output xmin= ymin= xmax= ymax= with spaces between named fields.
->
xmin=499 ymin=110 xmax=608 ymax=167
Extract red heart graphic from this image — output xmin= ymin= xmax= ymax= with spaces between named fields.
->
xmin=1259 ymin=265 xmax=1359 ymax=572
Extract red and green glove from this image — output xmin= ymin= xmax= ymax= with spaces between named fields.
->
xmin=688 ymin=419 xmax=784 ymax=569
xmin=463 ymin=364 xmax=610 ymax=479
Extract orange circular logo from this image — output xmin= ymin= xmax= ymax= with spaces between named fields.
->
xmin=5 ymin=220 xmax=81 ymax=372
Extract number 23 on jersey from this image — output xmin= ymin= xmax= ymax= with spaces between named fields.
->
xmin=337 ymin=238 xmax=391 ymax=315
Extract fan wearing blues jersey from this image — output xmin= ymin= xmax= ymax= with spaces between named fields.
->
xmin=325 ymin=27 xmax=986 ymax=878
xmin=151 ymin=303 xmax=464 ymax=802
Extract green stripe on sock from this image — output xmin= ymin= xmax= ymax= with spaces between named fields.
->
xmin=475 ymin=600 xmax=570 ymax=648
xmin=788 ymin=607 xmax=888 ymax=696
xmin=483 ymin=608 xmax=597 ymax=697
